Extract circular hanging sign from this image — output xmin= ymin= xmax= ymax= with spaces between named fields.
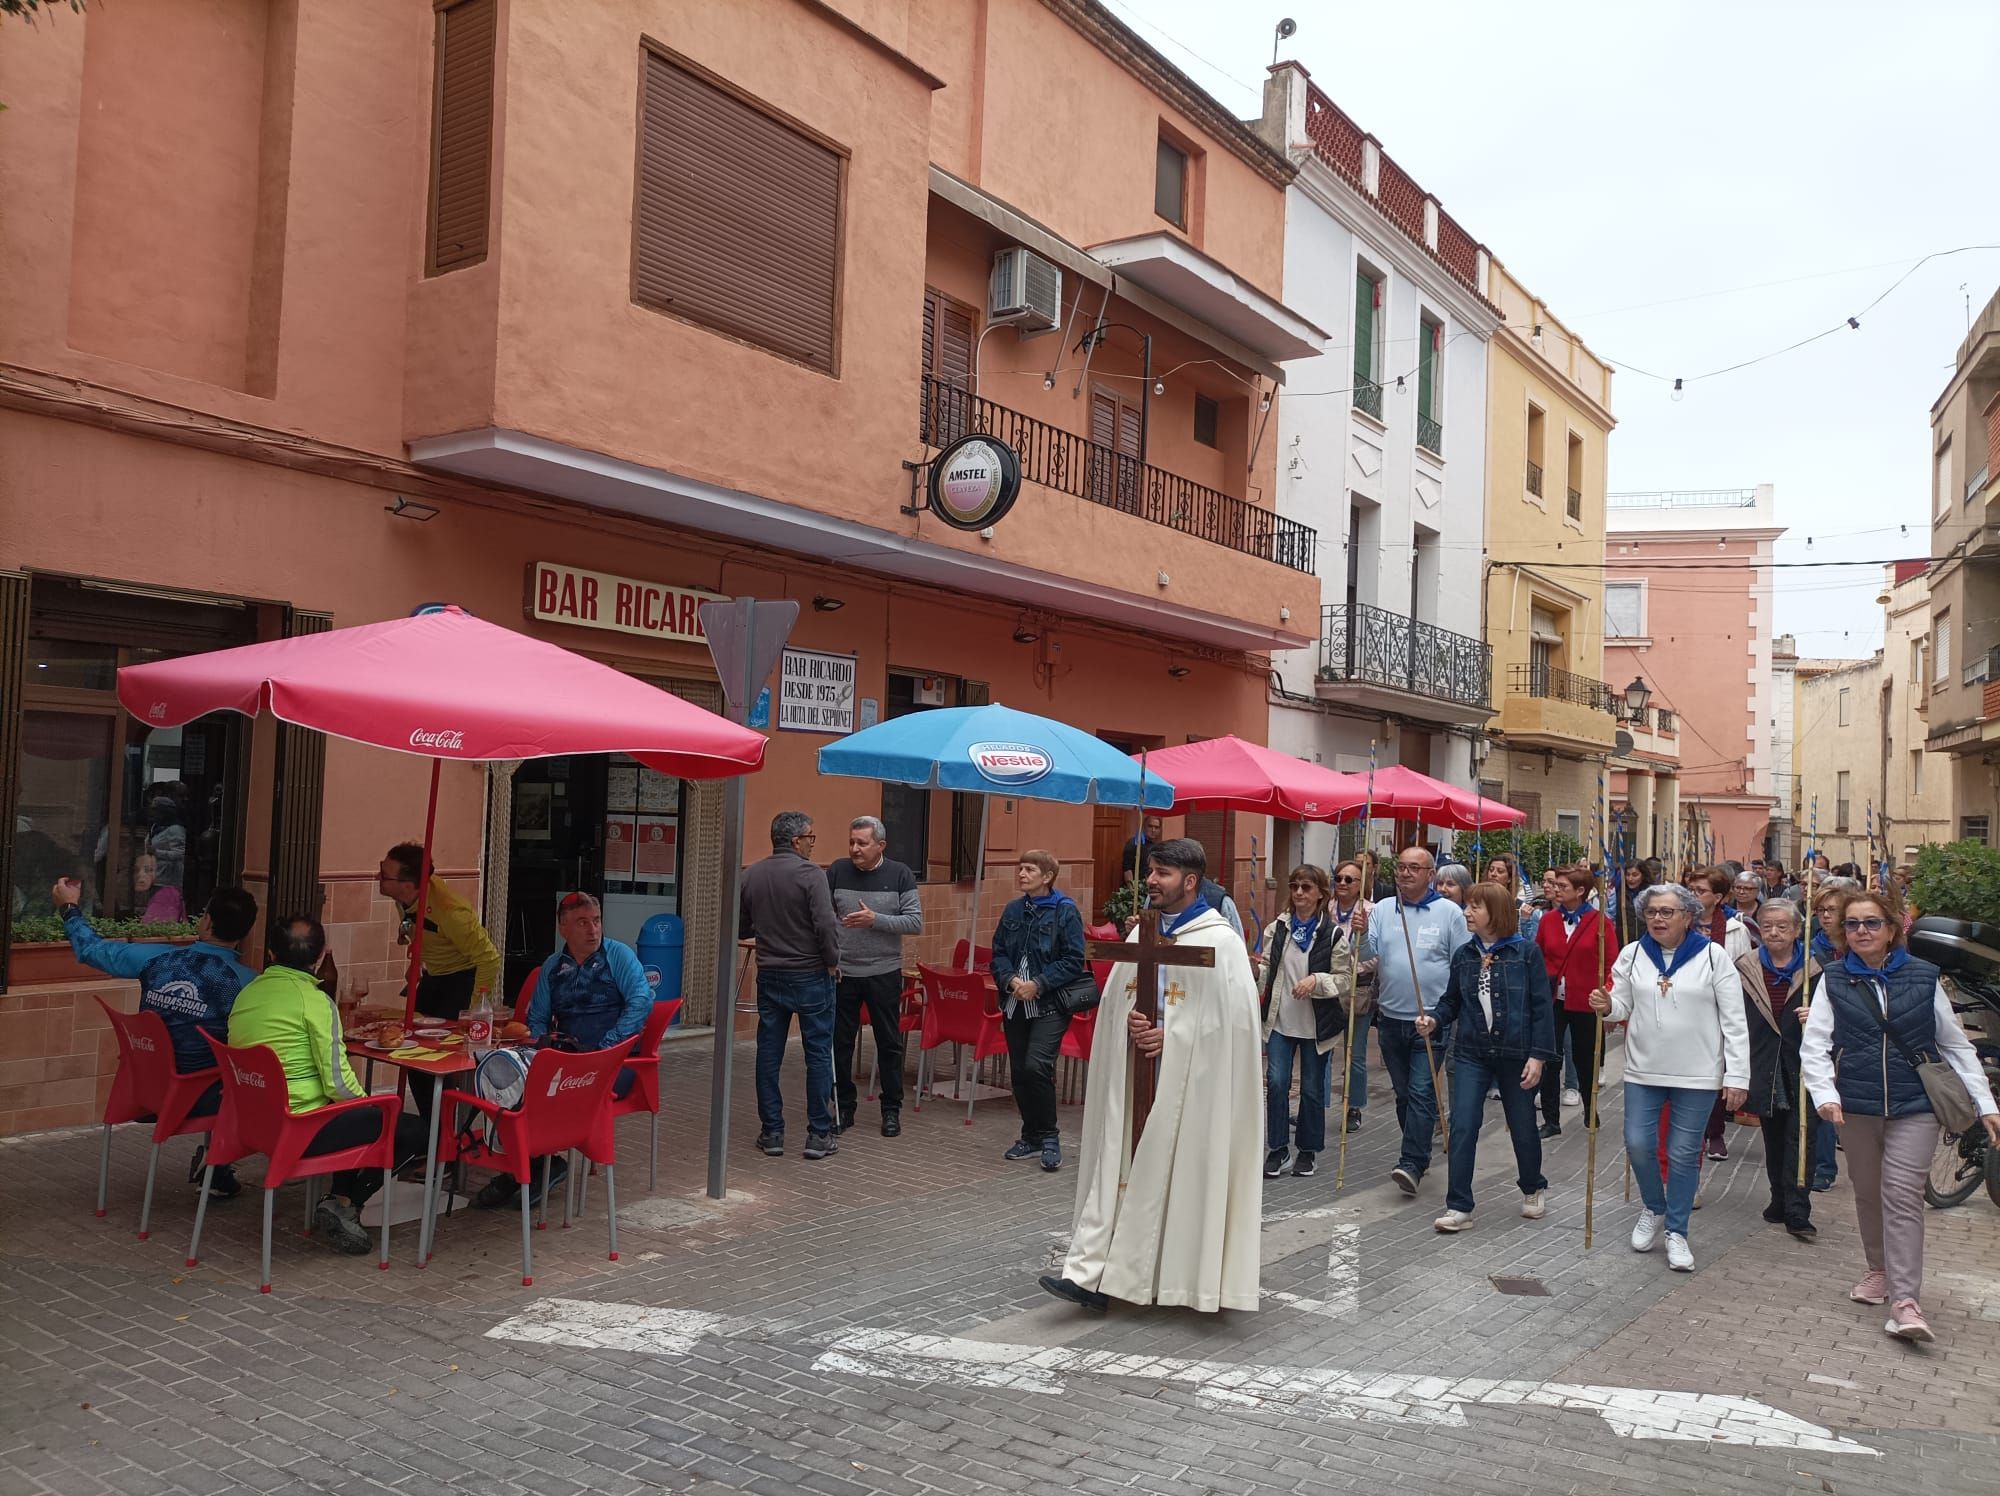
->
xmin=928 ymin=434 xmax=1023 ymax=531
xmin=968 ymin=740 xmax=1053 ymax=786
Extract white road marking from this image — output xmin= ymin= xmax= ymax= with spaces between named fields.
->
xmin=486 ymin=1299 xmax=1876 ymax=1456
xmin=1045 ymin=1203 xmax=1361 ymax=1317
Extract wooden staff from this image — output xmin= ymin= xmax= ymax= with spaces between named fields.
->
xmin=1799 ymin=797 xmax=1819 ymax=1190
xmin=1585 ymin=762 xmax=1608 ymax=1249
xmin=1335 ymin=900 xmax=1360 ymax=1190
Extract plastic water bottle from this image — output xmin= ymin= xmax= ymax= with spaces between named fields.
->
xmin=466 ymin=986 xmax=496 ymax=1056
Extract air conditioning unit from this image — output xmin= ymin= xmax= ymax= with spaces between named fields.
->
xmin=989 ymin=246 xmax=1062 ymax=333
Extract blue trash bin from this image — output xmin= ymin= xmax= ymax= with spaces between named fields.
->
xmin=637 ymin=912 xmax=685 ymax=1013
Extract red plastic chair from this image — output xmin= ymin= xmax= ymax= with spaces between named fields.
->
xmin=512 ymin=967 xmax=540 ymax=1023
xmin=915 ymin=963 xmax=1007 ymax=1124
xmin=94 ymin=999 xmax=224 ymax=1240
xmin=1058 ymin=955 xmax=1118 ymax=1103
xmin=575 ymin=998 xmax=683 ymax=1215
xmin=185 ymin=1036 xmax=402 ymax=1292
xmin=949 ymin=940 xmax=995 ymax=972
xmin=429 ymin=1040 xmax=632 ymax=1285
xmin=862 ymin=976 xmax=923 ymax=1101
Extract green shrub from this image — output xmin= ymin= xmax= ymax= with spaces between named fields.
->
xmin=8 ymin=913 xmax=196 ymax=944
xmin=1911 ymin=840 xmax=2000 ymax=924
xmin=1449 ymin=828 xmax=1584 ymax=880
xmin=1101 ymin=882 xmax=1145 ymax=925
xmin=10 ymin=914 xmax=64 ymax=944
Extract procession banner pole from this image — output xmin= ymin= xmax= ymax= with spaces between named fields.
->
xmin=1586 ymin=761 xmax=1608 ymax=1249
xmin=1799 ymin=794 xmax=1820 ymax=1189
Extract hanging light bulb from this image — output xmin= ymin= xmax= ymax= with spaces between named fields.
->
xmin=1153 ymin=378 xmax=1165 ymax=396
xmin=1042 ymin=373 xmax=1056 ymax=391
xmin=1259 ymin=390 xmax=1272 ymax=412
xmin=1395 ymin=374 xmax=1406 ymax=392
xmin=1670 ymin=377 xmax=1684 ymax=402
xmin=1531 ymin=323 xmax=1544 ymax=350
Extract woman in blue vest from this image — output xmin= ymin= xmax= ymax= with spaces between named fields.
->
xmin=1801 ymin=889 xmax=2000 ymax=1342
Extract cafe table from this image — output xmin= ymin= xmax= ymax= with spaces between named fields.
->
xmin=345 ymin=1028 xmax=476 ymax=1266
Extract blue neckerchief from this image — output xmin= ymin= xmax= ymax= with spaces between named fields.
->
xmin=1288 ymin=913 xmax=1321 ymax=954
xmin=1841 ymin=947 xmax=1909 ymax=979
xmin=1638 ymin=929 xmax=1711 ymax=983
xmin=1162 ymin=898 xmax=1211 ymax=937
xmin=1759 ymin=944 xmax=1803 ymax=985
xmin=1025 ymin=889 xmax=1073 ymax=911
xmin=1810 ymin=930 xmax=1838 ymax=962
xmin=1475 ymin=934 xmax=1525 ymax=957
xmin=1398 ymin=888 xmax=1443 ymax=913
xmin=1560 ymin=905 xmax=1585 ymax=927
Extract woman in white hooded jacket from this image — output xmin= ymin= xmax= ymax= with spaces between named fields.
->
xmin=1590 ymin=882 xmax=1750 ymax=1274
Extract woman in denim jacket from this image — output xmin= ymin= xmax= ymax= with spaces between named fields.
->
xmin=1417 ymin=881 xmax=1556 ymax=1233
xmin=989 ymin=850 xmax=1088 ymax=1170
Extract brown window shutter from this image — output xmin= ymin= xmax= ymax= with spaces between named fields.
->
xmin=635 ymin=47 xmax=844 ymax=375
xmin=267 ymin=610 xmax=331 ymax=927
xmin=427 ymin=0 xmax=496 ymax=276
xmin=0 ymin=570 xmax=28 ymax=988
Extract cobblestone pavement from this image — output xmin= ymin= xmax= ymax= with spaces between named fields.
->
xmin=4 ymin=1034 xmax=1999 ymax=1495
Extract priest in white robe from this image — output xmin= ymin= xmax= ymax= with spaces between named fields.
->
xmin=1040 ymin=837 xmax=1264 ymax=1314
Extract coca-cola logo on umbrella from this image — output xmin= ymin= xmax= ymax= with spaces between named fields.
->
xmin=409 ymin=728 xmax=467 ymax=751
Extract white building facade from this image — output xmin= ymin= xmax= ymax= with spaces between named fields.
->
xmin=1256 ymin=64 xmax=1499 ymax=867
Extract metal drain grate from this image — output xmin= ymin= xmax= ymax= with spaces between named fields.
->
xmin=1488 ymin=1275 xmax=1550 ymax=1296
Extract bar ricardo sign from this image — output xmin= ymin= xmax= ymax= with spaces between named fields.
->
xmin=928 ymin=434 xmax=1022 ymax=531
xmin=528 ymin=562 xmax=727 ymax=644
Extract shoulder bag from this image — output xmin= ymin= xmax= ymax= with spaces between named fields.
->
xmin=1869 ymin=994 xmax=1980 ymax=1133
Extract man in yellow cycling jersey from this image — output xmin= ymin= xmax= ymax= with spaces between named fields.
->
xmin=378 ymin=841 xmax=502 ymax=1019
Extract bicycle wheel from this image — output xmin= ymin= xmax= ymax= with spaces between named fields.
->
xmin=1925 ymin=1129 xmax=1986 ymax=1209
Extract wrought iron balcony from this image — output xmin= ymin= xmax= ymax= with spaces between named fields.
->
xmin=1655 ymin=708 xmax=1676 ymax=733
xmin=1566 ymin=486 xmax=1582 ymax=520
xmin=1352 ymin=376 xmax=1383 ymax=421
xmin=1417 ymin=414 xmax=1443 ymax=454
xmin=1509 ymin=663 xmax=1616 ymax=713
xmin=1319 ymin=603 xmax=1490 ymax=711
xmin=1526 ymin=461 xmax=1543 ymax=497
xmin=919 ymin=376 xmax=1315 ymax=573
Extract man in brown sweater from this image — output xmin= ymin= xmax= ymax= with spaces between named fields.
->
xmin=739 ymin=811 xmax=843 ymax=1160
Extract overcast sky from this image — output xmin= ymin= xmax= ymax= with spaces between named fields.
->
xmin=1116 ymin=0 xmax=2000 ymax=659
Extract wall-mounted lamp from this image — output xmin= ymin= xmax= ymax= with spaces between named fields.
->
xmin=386 ymin=496 xmax=440 ymax=522
xmin=1156 ymin=570 xmax=1171 ymax=588
xmin=1167 ymin=664 xmax=1192 ymax=679
xmin=1011 ymin=619 xmax=1040 ymax=643
xmin=812 ymin=595 xmax=845 ymax=612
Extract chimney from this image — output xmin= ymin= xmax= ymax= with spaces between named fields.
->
xmin=1258 ymin=62 xmax=1310 ymax=155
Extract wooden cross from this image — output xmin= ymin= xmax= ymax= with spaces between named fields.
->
xmin=1085 ymin=907 xmax=1214 ymax=1142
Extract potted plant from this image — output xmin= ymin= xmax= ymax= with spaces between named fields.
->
xmin=7 ymin=911 xmax=198 ymax=985
xmin=1911 ymin=841 xmax=2000 ymax=925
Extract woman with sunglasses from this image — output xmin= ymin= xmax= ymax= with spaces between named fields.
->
xmin=1329 ymin=860 xmax=1376 ymax=1134
xmin=1257 ymin=865 xmax=1359 ymax=1178
xmin=1800 ymin=890 xmax=2000 ymax=1341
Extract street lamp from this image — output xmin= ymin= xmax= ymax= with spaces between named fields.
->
xmin=1076 ymin=322 xmax=1153 ymax=464
xmin=1622 ymin=676 xmax=1652 ymax=722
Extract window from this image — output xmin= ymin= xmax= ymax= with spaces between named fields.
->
xmin=1565 ymin=433 xmax=1584 ymax=520
xmin=1935 ymin=607 xmax=1952 ymax=684
xmin=1352 ymin=267 xmax=1383 ymax=414
xmin=1911 ymin=749 xmax=1923 ymax=799
xmin=1836 ymin=771 xmax=1851 ymax=833
xmin=1528 ymin=605 xmax=1561 ymax=692
xmin=1556 ymin=811 xmax=1581 ymax=842
xmin=1525 ymin=404 xmax=1546 ymax=496
xmin=919 ymin=286 xmax=976 ymax=442
xmin=1415 ymin=313 xmax=1442 ymax=453
xmin=1837 ymin=687 xmax=1851 ymax=726
xmin=426 ymin=0 xmax=497 ymax=275
xmin=1090 ymin=386 xmax=1144 ymax=510
xmin=882 ymin=671 xmax=993 ymax=879
xmin=11 ymin=578 xmax=255 ymax=938
xmin=1154 ymin=135 xmax=1188 ymax=227
xmin=1604 ymin=582 xmax=1643 ymax=639
xmin=1937 ymin=439 xmax=1954 ymax=518
xmin=1193 ymin=394 xmax=1219 ymax=449
xmin=634 ymin=46 xmax=845 ymax=374
xmin=1911 ymin=636 xmax=1927 ymax=683
xmin=1963 ymin=815 xmax=1989 ymax=846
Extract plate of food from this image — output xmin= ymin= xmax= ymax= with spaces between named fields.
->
xmin=364 ymin=1026 xmax=409 ymax=1050
xmin=412 ymin=1026 xmax=453 ymax=1040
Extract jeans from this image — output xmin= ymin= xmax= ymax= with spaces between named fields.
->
xmin=1376 ymin=1016 xmax=1442 ymax=1176
xmin=755 ymin=968 xmax=836 ymax=1137
xmin=1445 ymin=1050 xmax=1545 ymax=1213
xmin=834 ymin=970 xmax=906 ymax=1120
xmin=1344 ymin=1007 xmax=1372 ymax=1111
xmin=1266 ymin=1034 xmax=1331 ymax=1153
xmin=1623 ymin=1082 xmax=1716 ymax=1236
xmin=1002 ymin=1005 xmax=1070 ymax=1143
xmin=1812 ymin=1115 xmax=1840 ymax=1186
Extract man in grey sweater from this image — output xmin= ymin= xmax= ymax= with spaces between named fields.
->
xmin=827 ymin=816 xmax=925 ymax=1137
xmin=740 ymin=811 xmax=843 ymax=1159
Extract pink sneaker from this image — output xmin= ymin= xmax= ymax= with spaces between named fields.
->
xmin=1886 ymin=1299 xmax=1934 ymax=1342
xmin=1849 ymin=1270 xmax=1888 ymax=1305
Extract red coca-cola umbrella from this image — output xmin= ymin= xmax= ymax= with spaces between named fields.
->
xmin=1360 ymin=764 xmax=1525 ymax=831
xmin=117 ymin=607 xmax=766 ymax=1018
xmin=1132 ymin=736 xmax=1368 ymax=820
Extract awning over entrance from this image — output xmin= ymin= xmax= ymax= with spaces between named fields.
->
xmin=1087 ymin=233 xmax=1328 ymax=364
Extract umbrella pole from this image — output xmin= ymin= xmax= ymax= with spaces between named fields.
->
xmin=966 ymin=798 xmax=989 ymax=974
xmin=403 ymin=758 xmax=442 ymax=1025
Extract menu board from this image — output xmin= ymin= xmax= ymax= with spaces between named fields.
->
xmin=603 ymin=817 xmax=637 ymax=878
xmin=635 ymin=817 xmax=678 ymax=877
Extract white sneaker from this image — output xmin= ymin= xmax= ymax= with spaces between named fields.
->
xmin=1433 ymin=1209 xmax=1474 ymax=1233
xmin=1630 ymin=1210 xmax=1665 ymax=1252
xmin=1665 ymin=1232 xmax=1694 ymax=1272
xmin=1561 ymin=1087 xmax=1582 ymax=1109
xmin=1520 ymin=1189 xmax=1547 ymax=1219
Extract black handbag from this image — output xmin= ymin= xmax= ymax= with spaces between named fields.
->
xmin=1055 ymin=972 xmax=1102 ymax=1016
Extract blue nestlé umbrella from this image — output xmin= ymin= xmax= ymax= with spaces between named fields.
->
xmin=817 ymin=703 xmax=1175 ymax=968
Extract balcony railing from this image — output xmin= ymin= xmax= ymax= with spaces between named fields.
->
xmin=1509 ymin=662 xmax=1616 ymax=713
xmin=1969 ymin=464 xmax=1991 ymax=503
xmin=1319 ymin=602 xmax=1490 ymax=710
xmin=1655 ymin=707 xmax=1676 ymax=734
xmin=1566 ymin=486 xmax=1582 ymax=520
xmin=1607 ymin=488 xmax=1756 ymax=509
xmin=920 ymin=376 xmax=1316 ymax=574
xmin=1526 ymin=460 xmax=1543 ymax=497
xmin=1417 ymin=414 xmax=1443 ymax=454
xmin=1352 ymin=376 xmax=1383 ymax=421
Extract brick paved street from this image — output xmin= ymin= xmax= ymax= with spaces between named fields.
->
xmin=5 ymin=1034 xmax=2000 ymax=1495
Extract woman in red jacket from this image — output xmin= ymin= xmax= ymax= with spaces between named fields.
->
xmin=1534 ymin=864 xmax=1621 ymax=1138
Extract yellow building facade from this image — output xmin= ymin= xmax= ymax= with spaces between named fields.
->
xmin=1480 ymin=261 xmax=1620 ymax=848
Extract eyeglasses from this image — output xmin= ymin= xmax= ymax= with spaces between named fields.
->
xmin=1843 ymin=917 xmax=1887 ymax=933
xmin=1334 ymin=875 xmax=1359 ymax=885
xmin=1395 ymin=862 xmax=1429 ymax=873
xmin=796 ymin=832 xmax=817 ymax=842
xmin=1643 ymin=909 xmax=1680 ymax=920
xmin=1288 ymin=881 xmax=1317 ymax=890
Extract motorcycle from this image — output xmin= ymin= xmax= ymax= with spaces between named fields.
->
xmin=1906 ymin=917 xmax=2000 ymax=1209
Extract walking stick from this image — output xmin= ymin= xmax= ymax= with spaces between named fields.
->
xmin=1798 ymin=799 xmax=1819 ymax=1190
xmin=1336 ymin=912 xmax=1359 ymax=1190
xmin=1585 ymin=763 xmax=1608 ymax=1249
